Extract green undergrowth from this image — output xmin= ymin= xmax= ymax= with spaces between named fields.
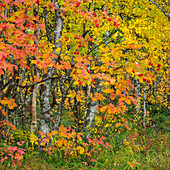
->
xmin=0 ymin=107 xmax=169 ymax=169
xmin=0 ymin=126 xmax=169 ymax=170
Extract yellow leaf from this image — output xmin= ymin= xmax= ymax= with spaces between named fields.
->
xmin=105 ymin=124 xmax=110 ymax=128
xmin=77 ymin=146 xmax=84 ymax=154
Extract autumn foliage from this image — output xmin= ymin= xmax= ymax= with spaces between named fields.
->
xmin=0 ymin=0 xmax=169 ymax=168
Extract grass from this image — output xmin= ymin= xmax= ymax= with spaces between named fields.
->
xmin=0 ymin=107 xmax=170 ymax=170
xmin=0 ymin=126 xmax=169 ymax=170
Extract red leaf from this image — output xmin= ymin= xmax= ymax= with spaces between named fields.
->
xmin=98 ymin=140 xmax=104 ymax=145
xmin=123 ymin=124 xmax=131 ymax=130
xmin=1 ymin=159 xmax=4 ymax=163
xmin=17 ymin=142 xmax=22 ymax=146
xmin=12 ymin=160 xmax=16 ymax=167
xmin=8 ymin=154 xmax=14 ymax=157
xmin=15 ymin=154 xmax=22 ymax=160
xmin=100 ymin=136 xmax=107 ymax=140
xmin=17 ymin=160 xmax=22 ymax=166
xmin=17 ymin=150 xmax=25 ymax=155
xmin=90 ymin=158 xmax=97 ymax=162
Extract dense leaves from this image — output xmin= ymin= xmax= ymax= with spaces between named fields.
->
xmin=0 ymin=0 xmax=169 ymax=169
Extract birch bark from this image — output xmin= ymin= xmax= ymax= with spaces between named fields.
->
xmin=39 ymin=0 xmax=63 ymax=134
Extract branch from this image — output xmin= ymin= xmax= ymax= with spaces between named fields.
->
xmin=17 ymin=76 xmax=60 ymax=88
xmin=149 ymin=0 xmax=170 ymax=20
xmin=0 ymin=71 xmax=17 ymax=91
xmin=20 ymin=69 xmax=26 ymax=103
xmin=87 ymin=29 xmax=118 ymax=55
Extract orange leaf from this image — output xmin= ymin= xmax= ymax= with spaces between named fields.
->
xmin=38 ymin=131 xmax=46 ymax=136
xmin=85 ymin=152 xmax=91 ymax=156
xmin=115 ymin=122 xmax=121 ymax=128
xmin=90 ymin=158 xmax=97 ymax=162
xmin=2 ymin=110 xmax=7 ymax=116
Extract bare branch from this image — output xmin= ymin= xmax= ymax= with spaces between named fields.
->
xmin=17 ymin=76 xmax=60 ymax=88
xmin=149 ymin=0 xmax=170 ymax=20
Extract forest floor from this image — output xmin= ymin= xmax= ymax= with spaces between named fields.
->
xmin=0 ymin=109 xmax=169 ymax=170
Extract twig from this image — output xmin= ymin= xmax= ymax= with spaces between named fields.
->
xmin=149 ymin=0 xmax=170 ymax=19
xmin=16 ymin=75 xmax=60 ymax=88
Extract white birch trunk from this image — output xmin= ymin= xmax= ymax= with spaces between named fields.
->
xmin=39 ymin=0 xmax=63 ymax=134
xmin=143 ymin=87 xmax=147 ymax=128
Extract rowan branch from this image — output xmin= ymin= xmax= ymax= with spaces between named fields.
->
xmin=17 ymin=76 xmax=60 ymax=88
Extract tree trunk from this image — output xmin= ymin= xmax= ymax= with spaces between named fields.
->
xmin=30 ymin=70 xmax=39 ymax=133
xmin=39 ymin=0 xmax=63 ymax=135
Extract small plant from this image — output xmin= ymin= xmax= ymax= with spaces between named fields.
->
xmin=37 ymin=125 xmax=113 ymax=165
xmin=0 ymin=141 xmax=26 ymax=168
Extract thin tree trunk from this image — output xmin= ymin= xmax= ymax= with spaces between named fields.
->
xmin=30 ymin=70 xmax=39 ymax=133
xmin=31 ymin=5 xmax=40 ymax=133
xmin=136 ymin=79 xmax=141 ymax=113
xmin=143 ymin=87 xmax=147 ymax=128
xmin=39 ymin=70 xmax=52 ymax=135
xmin=51 ymin=0 xmax=64 ymax=131
xmin=83 ymin=80 xmax=100 ymax=137
xmin=19 ymin=68 xmax=27 ymax=129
